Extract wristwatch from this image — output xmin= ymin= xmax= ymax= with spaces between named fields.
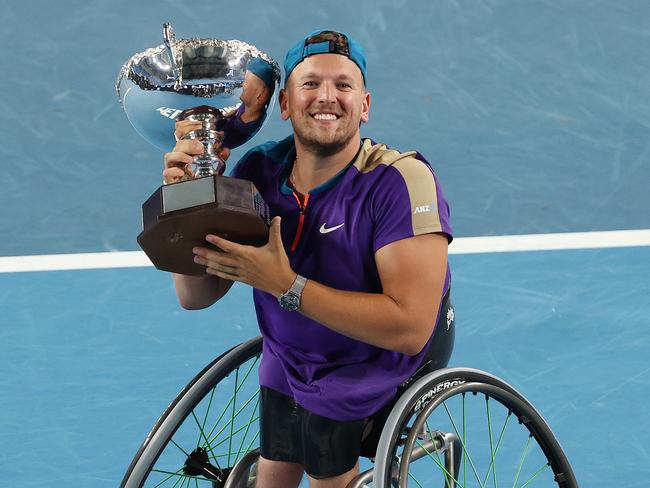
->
xmin=278 ymin=274 xmax=307 ymax=311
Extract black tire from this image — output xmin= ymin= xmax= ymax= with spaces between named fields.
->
xmin=120 ymin=336 xmax=263 ymax=488
xmin=373 ymin=368 xmax=578 ymax=488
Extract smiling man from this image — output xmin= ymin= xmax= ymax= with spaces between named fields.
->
xmin=164 ymin=30 xmax=455 ymax=488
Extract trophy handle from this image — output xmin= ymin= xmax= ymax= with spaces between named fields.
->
xmin=162 ymin=22 xmax=182 ymax=90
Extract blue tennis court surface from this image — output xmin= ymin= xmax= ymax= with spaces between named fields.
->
xmin=3 ymin=247 xmax=649 ymax=486
xmin=2 ymin=1 xmax=649 ymax=486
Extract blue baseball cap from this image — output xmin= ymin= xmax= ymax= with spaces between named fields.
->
xmin=284 ymin=30 xmax=367 ymax=85
xmin=246 ymin=57 xmax=276 ymax=94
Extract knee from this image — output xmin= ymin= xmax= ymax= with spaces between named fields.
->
xmin=255 ymin=456 xmax=304 ymax=488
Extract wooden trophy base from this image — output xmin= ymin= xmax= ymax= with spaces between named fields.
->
xmin=138 ymin=175 xmax=270 ymax=276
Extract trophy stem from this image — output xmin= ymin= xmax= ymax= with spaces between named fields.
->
xmin=179 ymin=107 xmax=227 ymax=177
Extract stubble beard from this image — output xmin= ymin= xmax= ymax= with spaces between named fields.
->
xmin=291 ymin=114 xmax=357 ymax=157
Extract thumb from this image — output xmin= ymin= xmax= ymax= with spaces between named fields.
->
xmin=270 ymin=216 xmax=283 ymax=245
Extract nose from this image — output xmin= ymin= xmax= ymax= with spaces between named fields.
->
xmin=316 ymin=80 xmax=336 ymax=104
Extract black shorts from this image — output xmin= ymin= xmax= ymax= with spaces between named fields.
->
xmin=259 ymin=290 xmax=455 ymax=479
xmin=259 ymin=386 xmax=366 ymax=478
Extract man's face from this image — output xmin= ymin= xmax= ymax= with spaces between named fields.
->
xmin=280 ymin=54 xmax=370 ymax=156
xmin=240 ymin=71 xmax=269 ymax=109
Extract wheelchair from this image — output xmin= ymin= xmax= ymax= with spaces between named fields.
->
xmin=120 ymin=336 xmax=578 ymax=487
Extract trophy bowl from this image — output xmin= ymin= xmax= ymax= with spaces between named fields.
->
xmin=117 ymin=23 xmax=280 ymax=276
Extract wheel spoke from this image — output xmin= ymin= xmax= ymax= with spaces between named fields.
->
xmin=234 ymin=391 xmax=261 ymax=463
xmin=443 ymin=400 xmax=484 ymax=486
xmin=414 ymin=439 xmax=465 ymax=488
xmin=424 ymin=420 xmax=455 ymax=488
xmin=170 ymin=438 xmax=191 ymax=457
xmin=191 ymin=410 xmax=220 ymax=468
xmin=150 ymin=468 xmax=207 ymax=483
xmin=202 ymin=357 xmax=260 ymax=448
xmin=228 ymin=367 xmax=240 ymax=466
xmin=482 ymin=411 xmax=512 ymax=487
xmin=462 ymin=393 xmax=467 ymax=488
xmin=485 ymin=396 xmax=498 ymax=488
xmin=208 ymin=415 xmax=260 ymax=452
xmin=151 ymin=467 xmax=184 ymax=487
xmin=243 ymin=429 xmax=261 ymax=455
xmin=198 ymin=387 xmax=217 ymax=449
xmin=511 ymin=435 xmax=533 ymax=488
xmin=408 ymin=471 xmax=427 ymax=488
xmin=519 ymin=462 xmax=551 ymax=488
xmin=204 ymin=390 xmax=260 ymax=450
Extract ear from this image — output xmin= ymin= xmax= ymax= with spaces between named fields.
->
xmin=256 ymin=86 xmax=269 ymax=104
xmin=279 ymin=88 xmax=290 ymax=120
xmin=360 ymin=90 xmax=371 ymax=124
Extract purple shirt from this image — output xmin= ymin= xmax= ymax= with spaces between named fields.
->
xmin=220 ymin=105 xmax=264 ymax=149
xmin=231 ymin=136 xmax=453 ymax=420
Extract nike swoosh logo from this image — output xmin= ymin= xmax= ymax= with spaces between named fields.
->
xmin=319 ymin=223 xmax=345 ymax=234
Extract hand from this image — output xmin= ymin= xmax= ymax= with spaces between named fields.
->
xmin=162 ymin=120 xmax=231 ymax=184
xmin=192 ymin=217 xmax=297 ymax=297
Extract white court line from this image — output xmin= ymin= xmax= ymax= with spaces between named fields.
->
xmin=1 ymin=229 xmax=649 ymax=273
xmin=449 ymin=229 xmax=650 ymax=254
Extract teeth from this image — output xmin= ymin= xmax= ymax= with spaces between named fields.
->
xmin=313 ymin=113 xmax=337 ymax=120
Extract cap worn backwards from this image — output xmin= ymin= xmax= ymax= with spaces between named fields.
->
xmin=283 ymin=30 xmax=367 ymax=85
xmin=246 ymin=57 xmax=276 ymax=94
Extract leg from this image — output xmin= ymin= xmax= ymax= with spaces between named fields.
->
xmin=307 ymin=461 xmax=359 ymax=488
xmin=255 ymin=456 xmax=304 ymax=488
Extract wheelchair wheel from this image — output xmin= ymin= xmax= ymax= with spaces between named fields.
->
xmin=373 ymin=368 xmax=577 ymax=488
xmin=120 ymin=336 xmax=263 ymax=488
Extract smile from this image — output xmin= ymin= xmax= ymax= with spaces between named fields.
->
xmin=311 ymin=113 xmax=340 ymax=120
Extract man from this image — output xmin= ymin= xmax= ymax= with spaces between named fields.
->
xmin=164 ymin=30 xmax=454 ymax=488
xmin=220 ymin=57 xmax=275 ymax=149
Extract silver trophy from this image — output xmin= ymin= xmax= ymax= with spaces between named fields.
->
xmin=117 ymin=23 xmax=280 ymax=275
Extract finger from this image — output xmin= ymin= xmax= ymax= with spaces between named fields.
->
xmin=205 ymin=234 xmax=246 ymax=254
xmin=270 ymin=217 xmax=283 ymax=247
xmin=196 ymin=256 xmax=238 ymax=274
xmin=193 ymin=248 xmax=239 ymax=268
xmin=163 ymin=150 xmax=194 ymax=170
xmin=172 ymin=139 xmax=204 ymax=155
xmin=174 ymin=120 xmax=202 ymax=140
xmin=218 ymin=147 xmax=231 ymax=161
xmin=175 ymin=119 xmax=203 ymax=130
xmin=193 ymin=255 xmax=208 ymax=266
xmin=208 ymin=267 xmax=241 ymax=282
xmin=163 ymin=167 xmax=187 ymax=184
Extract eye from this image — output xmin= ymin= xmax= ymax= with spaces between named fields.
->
xmin=337 ymin=82 xmax=352 ymax=90
xmin=303 ymin=80 xmax=318 ymax=88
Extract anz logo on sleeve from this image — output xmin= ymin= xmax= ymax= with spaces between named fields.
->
xmin=413 ymin=201 xmax=438 ymax=215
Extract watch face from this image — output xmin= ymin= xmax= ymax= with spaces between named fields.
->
xmin=279 ymin=293 xmax=300 ymax=311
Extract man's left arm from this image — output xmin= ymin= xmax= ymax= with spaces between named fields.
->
xmin=297 ymin=232 xmax=448 ymax=355
xmin=195 ymin=218 xmax=448 ymax=356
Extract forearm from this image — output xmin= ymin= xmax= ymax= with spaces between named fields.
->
xmin=296 ymin=280 xmax=438 ymax=356
xmin=172 ymin=273 xmax=233 ymax=310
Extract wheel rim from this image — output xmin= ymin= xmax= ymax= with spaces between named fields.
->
xmin=392 ymin=382 xmax=572 ymax=488
xmin=138 ymin=350 xmax=262 ymax=487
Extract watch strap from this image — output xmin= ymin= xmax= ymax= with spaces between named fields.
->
xmin=287 ymin=274 xmax=307 ymax=297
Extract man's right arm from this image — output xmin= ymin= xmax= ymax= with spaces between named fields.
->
xmin=172 ymin=273 xmax=234 ymax=310
xmin=165 ymin=120 xmax=235 ymax=310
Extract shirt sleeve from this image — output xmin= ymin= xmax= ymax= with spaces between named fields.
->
xmin=372 ymin=157 xmax=453 ymax=253
xmin=221 ymin=105 xmax=264 ymax=149
xmin=229 ymin=145 xmax=260 ymax=180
